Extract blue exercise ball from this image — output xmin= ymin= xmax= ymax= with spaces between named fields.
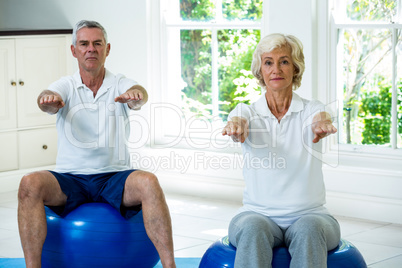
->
xmin=199 ymin=236 xmax=367 ymax=268
xmin=42 ymin=203 xmax=160 ymax=268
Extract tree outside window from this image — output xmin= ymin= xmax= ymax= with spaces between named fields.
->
xmin=164 ymin=0 xmax=262 ymax=123
xmin=334 ymin=0 xmax=402 ymax=149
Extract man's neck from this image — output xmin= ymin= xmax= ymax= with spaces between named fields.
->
xmin=80 ymin=67 xmax=106 ymax=97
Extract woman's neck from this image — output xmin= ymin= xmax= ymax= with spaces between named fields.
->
xmin=265 ymin=88 xmax=293 ymax=122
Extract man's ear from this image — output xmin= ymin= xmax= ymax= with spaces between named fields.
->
xmin=71 ymin=45 xmax=77 ymax=58
xmin=106 ymin=43 xmax=111 ymax=57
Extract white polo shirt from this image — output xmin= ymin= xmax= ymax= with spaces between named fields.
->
xmin=229 ymin=92 xmax=330 ymax=227
xmin=48 ymin=69 xmax=138 ymax=174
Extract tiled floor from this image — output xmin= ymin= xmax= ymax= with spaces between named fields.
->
xmin=1 ymin=176 xmax=402 ymax=267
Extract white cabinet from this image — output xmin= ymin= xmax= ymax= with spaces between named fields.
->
xmin=16 ymin=37 xmax=69 ymax=127
xmin=0 ymin=132 xmax=18 ymax=171
xmin=0 ymin=39 xmax=17 ymax=131
xmin=18 ymin=128 xmax=58 ymax=169
xmin=0 ymin=32 xmax=73 ymax=172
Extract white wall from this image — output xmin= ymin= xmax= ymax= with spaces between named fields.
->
xmin=263 ymin=0 xmax=315 ymax=100
xmin=0 ymin=0 xmax=148 ymax=86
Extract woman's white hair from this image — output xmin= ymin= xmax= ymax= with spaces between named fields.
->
xmin=251 ymin=33 xmax=305 ymax=90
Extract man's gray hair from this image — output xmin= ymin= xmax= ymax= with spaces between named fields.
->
xmin=72 ymin=20 xmax=108 ymax=46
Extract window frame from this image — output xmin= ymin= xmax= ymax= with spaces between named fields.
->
xmin=327 ymin=0 xmax=402 ymax=159
xmin=150 ymin=0 xmax=263 ymax=151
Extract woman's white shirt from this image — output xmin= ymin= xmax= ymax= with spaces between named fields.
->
xmin=229 ymin=92 xmax=330 ymax=228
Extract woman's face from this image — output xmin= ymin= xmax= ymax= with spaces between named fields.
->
xmin=260 ymin=45 xmax=295 ymax=93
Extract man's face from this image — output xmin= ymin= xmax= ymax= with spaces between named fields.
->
xmin=71 ymin=27 xmax=110 ymax=73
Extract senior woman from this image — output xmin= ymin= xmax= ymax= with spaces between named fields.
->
xmin=222 ymin=33 xmax=340 ymax=268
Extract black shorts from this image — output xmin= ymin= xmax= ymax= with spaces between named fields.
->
xmin=47 ymin=169 xmax=141 ymax=219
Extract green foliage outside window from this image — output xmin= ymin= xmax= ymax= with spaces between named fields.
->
xmin=179 ymin=0 xmax=262 ymax=120
xmin=180 ymin=0 xmax=215 ymax=21
xmin=360 ymin=76 xmax=402 ymax=145
xmin=180 ymin=29 xmax=212 ymax=106
xmin=346 ymin=0 xmax=397 ymax=22
xmin=222 ymin=0 xmax=263 ymax=21
xmin=218 ymin=29 xmax=260 ymax=120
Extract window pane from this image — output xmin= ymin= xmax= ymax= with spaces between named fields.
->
xmin=340 ymin=28 xmax=393 ymax=146
xmin=344 ymin=0 xmax=397 ymax=22
xmin=181 ymin=29 xmax=213 ymax=117
xmin=218 ymin=29 xmax=260 ymax=121
xmin=180 ymin=0 xmax=215 ymax=21
xmin=222 ymin=0 xmax=263 ymax=21
xmin=176 ymin=0 xmax=263 ymax=121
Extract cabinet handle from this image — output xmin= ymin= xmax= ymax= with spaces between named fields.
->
xmin=19 ymin=81 xmax=25 ymax=86
xmin=42 ymin=145 xmax=48 ymax=150
xmin=11 ymin=81 xmax=16 ymax=86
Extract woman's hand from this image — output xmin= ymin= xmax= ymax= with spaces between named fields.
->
xmin=222 ymin=117 xmax=249 ymax=143
xmin=312 ymin=112 xmax=337 ymax=143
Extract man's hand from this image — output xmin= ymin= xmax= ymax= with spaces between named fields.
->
xmin=222 ymin=117 xmax=249 ymax=143
xmin=115 ymin=85 xmax=148 ymax=110
xmin=37 ymin=90 xmax=65 ymax=114
xmin=312 ymin=112 xmax=337 ymax=143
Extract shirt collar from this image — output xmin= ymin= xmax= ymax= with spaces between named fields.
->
xmin=73 ymin=70 xmax=84 ymax=88
xmin=101 ymin=69 xmax=114 ymax=89
xmin=254 ymin=92 xmax=305 ymax=118
xmin=73 ymin=68 xmax=114 ymax=90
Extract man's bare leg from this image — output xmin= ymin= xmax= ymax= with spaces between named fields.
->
xmin=18 ymin=171 xmax=67 ymax=268
xmin=123 ymin=171 xmax=176 ymax=268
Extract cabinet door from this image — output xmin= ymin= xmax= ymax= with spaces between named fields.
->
xmin=16 ymin=36 xmax=68 ymax=128
xmin=0 ymin=39 xmax=17 ymax=130
xmin=18 ymin=127 xmax=58 ymax=169
xmin=0 ymin=132 xmax=18 ymax=171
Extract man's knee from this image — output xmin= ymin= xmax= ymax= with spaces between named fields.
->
xmin=18 ymin=172 xmax=47 ymax=201
xmin=130 ymin=171 xmax=160 ymax=189
xmin=125 ymin=170 xmax=163 ymax=201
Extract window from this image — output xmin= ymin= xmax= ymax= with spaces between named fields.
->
xmin=155 ymin=0 xmax=263 ymax=149
xmin=332 ymin=0 xmax=402 ymax=151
